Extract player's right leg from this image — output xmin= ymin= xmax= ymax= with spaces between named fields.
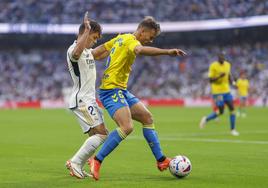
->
xmin=90 ymin=89 xmax=133 ymax=180
xmin=200 ymin=94 xmax=224 ymax=129
xmin=212 ymin=100 xmax=220 ymax=122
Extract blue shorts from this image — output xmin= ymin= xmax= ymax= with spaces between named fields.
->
xmin=212 ymin=93 xmax=233 ymax=107
xmin=98 ymin=88 xmax=140 ymax=118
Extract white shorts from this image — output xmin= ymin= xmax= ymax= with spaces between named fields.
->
xmin=72 ymin=103 xmax=104 ymax=133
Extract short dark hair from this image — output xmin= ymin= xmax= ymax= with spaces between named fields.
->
xmin=138 ymin=16 xmax=161 ymax=35
xmin=78 ymin=20 xmax=102 ymax=37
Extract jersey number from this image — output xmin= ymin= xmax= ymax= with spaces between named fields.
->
xmin=88 ymin=106 xmax=96 ymax=115
xmin=105 ymin=47 xmax=116 ymax=68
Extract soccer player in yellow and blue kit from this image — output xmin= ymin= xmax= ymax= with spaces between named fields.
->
xmin=88 ymin=17 xmax=186 ymax=180
xmin=236 ymin=72 xmax=250 ymax=117
xmin=199 ymin=53 xmax=239 ymax=136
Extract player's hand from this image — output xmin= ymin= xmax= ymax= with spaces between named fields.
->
xmin=168 ymin=49 xmax=187 ymax=56
xmin=83 ymin=11 xmax=91 ymax=31
xmin=219 ymin=73 xmax=225 ymax=78
xmin=232 ymin=81 xmax=237 ymax=86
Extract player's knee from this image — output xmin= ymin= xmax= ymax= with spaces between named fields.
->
xmin=93 ymin=124 xmax=109 ymax=136
xmin=121 ymin=124 xmax=134 ymax=135
xmin=96 ymin=134 xmax=108 ymax=143
xmin=141 ymin=111 xmax=154 ymax=125
xmin=102 ymin=128 xmax=109 ymax=136
xmin=229 ymin=105 xmax=235 ymax=112
xmin=230 ymin=110 xmax=235 ymax=115
xmin=218 ymin=106 xmax=224 ymax=115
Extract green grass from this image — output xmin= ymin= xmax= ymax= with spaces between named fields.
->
xmin=0 ymin=107 xmax=268 ymax=188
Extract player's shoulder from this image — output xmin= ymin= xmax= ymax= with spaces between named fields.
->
xmin=121 ymin=33 xmax=138 ymax=42
xmin=210 ymin=61 xmax=218 ymax=67
xmin=84 ymin=48 xmax=94 ymax=58
xmin=67 ymin=41 xmax=76 ymax=52
xmin=236 ymin=78 xmax=242 ymax=83
xmin=121 ymin=33 xmax=134 ymax=38
xmin=224 ymin=61 xmax=231 ymax=66
xmin=116 ymin=33 xmax=140 ymax=46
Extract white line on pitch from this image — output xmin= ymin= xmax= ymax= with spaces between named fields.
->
xmin=159 ymin=130 xmax=268 ymax=138
xmin=128 ymin=133 xmax=268 ymax=145
xmin=164 ymin=138 xmax=268 ymax=145
xmin=128 ymin=136 xmax=268 ymax=145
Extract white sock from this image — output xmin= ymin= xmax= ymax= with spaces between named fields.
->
xmin=71 ymin=134 xmax=106 ymax=167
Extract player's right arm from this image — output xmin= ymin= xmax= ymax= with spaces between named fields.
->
xmin=134 ymin=46 xmax=187 ymax=57
xmin=209 ymin=73 xmax=225 ymax=83
xmin=208 ymin=64 xmax=225 ymax=83
xmin=91 ymin=45 xmax=109 ymax=60
xmin=71 ymin=12 xmax=91 ymax=61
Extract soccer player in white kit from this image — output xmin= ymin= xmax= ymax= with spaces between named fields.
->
xmin=65 ymin=12 xmax=109 ymax=179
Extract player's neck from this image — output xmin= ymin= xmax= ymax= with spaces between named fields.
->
xmin=133 ymin=31 xmax=139 ymax=40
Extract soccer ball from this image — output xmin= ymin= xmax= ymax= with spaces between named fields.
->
xmin=169 ymin=155 xmax=192 ymax=178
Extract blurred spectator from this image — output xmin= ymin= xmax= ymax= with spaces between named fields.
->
xmin=0 ymin=42 xmax=268 ymax=101
xmin=0 ymin=0 xmax=267 ymax=24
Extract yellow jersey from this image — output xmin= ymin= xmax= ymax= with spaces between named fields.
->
xmin=208 ymin=61 xmax=231 ymax=94
xmin=100 ymin=33 xmax=141 ymax=89
xmin=236 ymin=78 xmax=249 ymax=97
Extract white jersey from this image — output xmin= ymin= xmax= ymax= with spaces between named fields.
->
xmin=67 ymin=41 xmax=97 ymax=109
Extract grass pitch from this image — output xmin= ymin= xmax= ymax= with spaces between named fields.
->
xmin=0 ymin=107 xmax=268 ymax=188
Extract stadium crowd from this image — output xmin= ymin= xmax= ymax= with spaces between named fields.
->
xmin=0 ymin=0 xmax=267 ymax=23
xmin=0 ymin=43 xmax=267 ymax=101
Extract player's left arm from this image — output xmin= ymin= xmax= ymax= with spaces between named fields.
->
xmin=134 ymin=45 xmax=187 ymax=56
xmin=233 ymin=79 xmax=239 ymax=89
xmin=91 ymin=44 xmax=109 ymax=60
xmin=228 ymin=62 xmax=236 ymax=86
xmin=229 ymin=74 xmax=236 ymax=86
xmin=91 ymin=36 xmax=118 ymax=60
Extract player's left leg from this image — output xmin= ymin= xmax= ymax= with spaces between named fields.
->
xmin=70 ymin=123 xmax=108 ymax=168
xmin=225 ymin=94 xmax=239 ymax=136
xmin=67 ymin=105 xmax=108 ymax=178
xmin=129 ymin=100 xmax=171 ymax=171
xmin=240 ymin=97 xmax=247 ymax=117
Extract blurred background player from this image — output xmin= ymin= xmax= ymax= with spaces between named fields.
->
xmin=65 ymin=12 xmax=110 ymax=179
xmin=199 ymin=53 xmax=239 ymax=136
xmin=236 ymin=71 xmax=250 ymax=117
xmin=88 ymin=17 xmax=186 ymax=180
